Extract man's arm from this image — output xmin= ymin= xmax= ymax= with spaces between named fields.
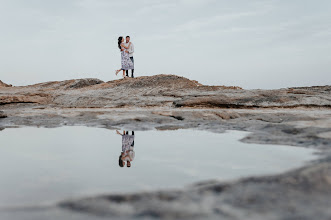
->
xmin=121 ymin=42 xmax=131 ymax=49
xmin=129 ymin=43 xmax=134 ymax=54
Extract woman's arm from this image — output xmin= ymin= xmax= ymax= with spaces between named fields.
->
xmin=116 ymin=130 xmax=123 ymax=136
xmin=129 ymin=151 xmax=135 ymax=161
xmin=120 ymin=42 xmax=131 ymax=49
xmin=122 ymin=155 xmax=129 ymax=161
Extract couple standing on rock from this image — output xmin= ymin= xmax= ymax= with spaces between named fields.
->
xmin=116 ymin=36 xmax=135 ymax=78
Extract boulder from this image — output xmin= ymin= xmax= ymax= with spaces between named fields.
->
xmin=0 ymin=80 xmax=12 ymax=87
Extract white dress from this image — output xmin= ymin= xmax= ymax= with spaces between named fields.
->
xmin=121 ymin=46 xmax=134 ymax=70
xmin=122 ymin=134 xmax=134 ymax=152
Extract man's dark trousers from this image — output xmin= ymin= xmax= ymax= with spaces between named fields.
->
xmin=126 ymin=57 xmax=134 ymax=78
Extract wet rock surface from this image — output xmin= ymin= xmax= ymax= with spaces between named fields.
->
xmin=0 ymin=75 xmax=331 ymax=219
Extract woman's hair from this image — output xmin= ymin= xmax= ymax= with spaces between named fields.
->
xmin=119 ymin=155 xmax=124 ymax=167
xmin=118 ymin=36 xmax=123 ymax=50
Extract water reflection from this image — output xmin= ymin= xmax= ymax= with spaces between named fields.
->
xmin=0 ymin=127 xmax=318 ymax=207
xmin=116 ymin=130 xmax=135 ymax=168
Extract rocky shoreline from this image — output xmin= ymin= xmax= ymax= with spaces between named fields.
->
xmin=0 ymin=75 xmax=330 ymax=219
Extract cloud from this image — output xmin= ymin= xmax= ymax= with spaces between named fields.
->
xmin=173 ymin=11 xmax=262 ymax=32
xmin=178 ymin=0 xmax=216 ymax=7
xmin=135 ymin=2 xmax=177 ymax=15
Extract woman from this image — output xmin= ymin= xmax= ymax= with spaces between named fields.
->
xmin=115 ymin=36 xmax=134 ymax=78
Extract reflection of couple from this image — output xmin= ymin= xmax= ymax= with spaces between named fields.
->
xmin=115 ymin=36 xmax=134 ymax=78
xmin=116 ymin=130 xmax=135 ymax=168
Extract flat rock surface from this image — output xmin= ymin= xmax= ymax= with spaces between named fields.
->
xmin=0 ymin=75 xmax=331 ymax=219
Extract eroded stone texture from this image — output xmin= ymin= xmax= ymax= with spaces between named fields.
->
xmin=1 ymin=75 xmax=330 ymax=108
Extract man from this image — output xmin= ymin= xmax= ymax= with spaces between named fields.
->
xmin=123 ymin=36 xmax=134 ymax=78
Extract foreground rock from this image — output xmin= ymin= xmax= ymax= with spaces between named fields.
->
xmin=0 ymin=75 xmax=331 ymax=219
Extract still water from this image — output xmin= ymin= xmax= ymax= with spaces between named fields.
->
xmin=0 ymin=126 xmax=317 ymax=207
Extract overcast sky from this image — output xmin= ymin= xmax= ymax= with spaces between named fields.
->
xmin=1 ymin=0 xmax=330 ymax=89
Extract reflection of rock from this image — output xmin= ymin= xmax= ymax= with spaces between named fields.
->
xmin=59 ymin=162 xmax=331 ymax=219
xmin=0 ymin=80 xmax=12 ymax=87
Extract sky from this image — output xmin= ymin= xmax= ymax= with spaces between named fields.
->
xmin=0 ymin=0 xmax=330 ymax=89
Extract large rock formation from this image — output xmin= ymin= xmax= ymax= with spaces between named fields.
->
xmin=0 ymin=75 xmax=330 ymax=108
xmin=0 ymin=74 xmax=330 ymax=219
